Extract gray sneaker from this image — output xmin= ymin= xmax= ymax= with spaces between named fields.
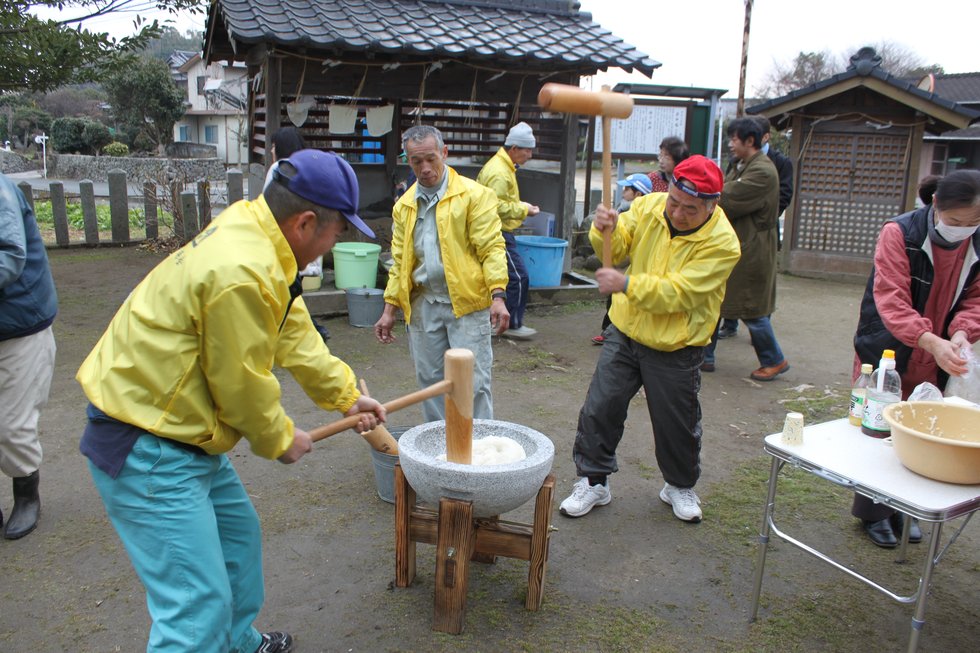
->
xmin=659 ymin=483 xmax=702 ymax=522
xmin=559 ymin=477 xmax=611 ymax=517
xmin=503 ymin=325 xmax=537 ymax=340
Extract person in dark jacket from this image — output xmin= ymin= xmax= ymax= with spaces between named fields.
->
xmin=851 ymin=169 xmax=980 ymax=548
xmin=718 ymin=117 xmax=793 ymax=339
xmin=703 ymin=118 xmax=789 ymax=381
xmin=0 ymin=173 xmax=58 ymax=540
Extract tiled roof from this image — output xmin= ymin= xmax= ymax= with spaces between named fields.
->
xmin=932 ymin=72 xmax=980 ymax=103
xmin=748 ymin=50 xmax=980 ymax=130
xmin=206 ymin=0 xmax=659 ymax=76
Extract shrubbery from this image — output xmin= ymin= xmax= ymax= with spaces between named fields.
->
xmin=51 ymin=117 xmax=115 ymax=155
xmin=103 ymin=142 xmax=130 ymax=157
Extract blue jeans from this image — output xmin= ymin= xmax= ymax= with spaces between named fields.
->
xmin=502 ymin=231 xmax=530 ymax=329
xmin=89 ymin=435 xmax=264 ymax=653
xmin=703 ymin=316 xmax=785 ymax=368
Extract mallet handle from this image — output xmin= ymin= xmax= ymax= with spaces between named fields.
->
xmin=309 ymin=380 xmax=453 ymax=443
xmin=601 ymin=85 xmax=612 ymax=268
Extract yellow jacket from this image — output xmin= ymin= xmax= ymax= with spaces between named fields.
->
xmin=476 ymin=147 xmax=528 ymax=232
xmin=590 ymin=193 xmax=741 ymax=350
xmin=77 ymin=197 xmax=359 ymax=459
xmin=385 ymin=166 xmax=508 ymax=323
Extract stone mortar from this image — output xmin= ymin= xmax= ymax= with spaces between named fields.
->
xmin=398 ymin=419 xmax=555 ymax=518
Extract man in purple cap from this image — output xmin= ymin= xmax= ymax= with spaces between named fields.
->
xmin=559 ymin=155 xmax=741 ymax=524
xmin=77 ymin=149 xmax=385 ymax=653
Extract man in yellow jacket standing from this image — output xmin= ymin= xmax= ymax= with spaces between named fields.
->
xmin=476 ymin=121 xmax=540 ymax=339
xmin=558 ymin=156 xmax=740 ymax=524
xmin=77 ymin=150 xmax=386 ymax=653
xmin=375 ymin=125 xmax=509 ymax=421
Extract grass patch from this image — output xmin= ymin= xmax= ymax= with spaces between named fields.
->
xmin=501 ymin=345 xmax=569 ymax=373
xmin=778 ymin=382 xmax=849 ymax=423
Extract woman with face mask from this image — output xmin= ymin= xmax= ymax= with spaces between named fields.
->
xmin=851 ymin=169 xmax=980 ymax=549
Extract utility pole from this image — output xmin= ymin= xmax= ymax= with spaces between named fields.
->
xmin=737 ymin=0 xmax=753 ymax=117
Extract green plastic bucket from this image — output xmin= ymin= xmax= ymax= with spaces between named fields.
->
xmin=332 ymin=242 xmax=381 ymax=289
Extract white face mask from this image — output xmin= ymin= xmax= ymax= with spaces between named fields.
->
xmin=935 ymin=220 xmax=979 ymax=243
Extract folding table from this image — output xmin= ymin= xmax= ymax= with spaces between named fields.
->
xmin=748 ymin=418 xmax=979 ymax=653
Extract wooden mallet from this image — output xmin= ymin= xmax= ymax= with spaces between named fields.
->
xmin=308 ymin=349 xmax=476 ymax=465
xmin=537 ymin=83 xmax=634 ymax=267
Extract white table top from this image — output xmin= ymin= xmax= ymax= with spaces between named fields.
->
xmin=764 ymin=419 xmax=980 ymax=520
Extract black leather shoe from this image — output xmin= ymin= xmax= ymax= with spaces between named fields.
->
xmin=863 ymin=518 xmax=898 ymax=548
xmin=889 ymin=512 xmax=922 ymax=543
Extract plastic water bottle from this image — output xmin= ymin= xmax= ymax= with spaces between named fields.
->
xmin=848 ymin=363 xmax=873 ymax=426
xmin=861 ymin=349 xmax=902 ymax=438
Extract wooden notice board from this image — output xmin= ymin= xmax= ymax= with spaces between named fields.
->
xmin=593 ymin=102 xmax=689 ymax=157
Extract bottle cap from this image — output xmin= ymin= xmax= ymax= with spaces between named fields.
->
xmin=861 ymin=363 xmax=873 ymax=374
xmin=883 ymin=349 xmax=896 ymax=359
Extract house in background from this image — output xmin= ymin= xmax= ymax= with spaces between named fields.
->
xmin=170 ymin=52 xmax=249 ymax=165
xmin=918 ymin=72 xmax=980 ymax=177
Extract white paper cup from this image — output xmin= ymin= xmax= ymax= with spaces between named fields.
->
xmin=781 ymin=412 xmax=804 ymax=445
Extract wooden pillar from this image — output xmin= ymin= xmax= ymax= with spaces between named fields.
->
xmin=143 ymin=182 xmax=158 ymax=241
xmin=107 ymin=169 xmax=130 ymax=243
xmin=432 ymin=497 xmax=476 ymax=635
xmin=904 ymin=121 xmax=926 ymax=212
xmin=394 ymin=464 xmax=416 ymax=588
xmin=48 ymin=182 xmax=70 ymax=247
xmin=79 ymin=180 xmax=99 ymax=245
xmin=526 ymin=474 xmax=554 ymax=611
xmin=265 ymin=56 xmax=282 ymax=169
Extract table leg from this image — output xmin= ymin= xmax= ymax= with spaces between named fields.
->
xmin=896 ymin=512 xmax=911 ymax=563
xmin=749 ymin=456 xmax=781 ymax=621
xmin=906 ymin=521 xmax=943 ymax=653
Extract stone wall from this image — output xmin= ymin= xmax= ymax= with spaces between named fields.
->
xmin=0 ymin=150 xmax=35 ymax=174
xmin=49 ymin=154 xmax=226 ymax=183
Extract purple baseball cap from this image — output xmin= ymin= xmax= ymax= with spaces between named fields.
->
xmin=273 ymin=149 xmax=375 ymax=238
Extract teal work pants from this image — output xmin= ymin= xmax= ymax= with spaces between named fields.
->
xmin=89 ymin=434 xmax=264 ymax=653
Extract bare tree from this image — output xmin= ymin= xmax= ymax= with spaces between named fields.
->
xmin=754 ymin=41 xmax=944 ymax=99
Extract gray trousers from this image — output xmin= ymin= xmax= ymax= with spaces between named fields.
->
xmin=0 ymin=326 xmax=56 ymax=477
xmin=573 ymin=325 xmax=704 ymax=489
xmin=407 ymin=297 xmax=493 ymax=422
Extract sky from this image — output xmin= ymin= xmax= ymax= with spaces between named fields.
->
xmin=37 ymin=0 xmax=979 ymax=99
xmin=580 ymin=0 xmax=979 ymax=95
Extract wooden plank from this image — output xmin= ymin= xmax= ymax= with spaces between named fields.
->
xmin=526 ymin=474 xmax=555 ymax=611
xmin=394 ymin=464 xmax=416 ymax=587
xmin=432 ymin=498 xmax=475 ymax=635
xmin=407 ymin=508 xmax=534 ymax=560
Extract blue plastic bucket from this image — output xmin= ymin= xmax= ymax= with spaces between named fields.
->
xmin=332 ymin=242 xmax=381 ymax=289
xmin=515 ymin=235 xmax=567 ymax=287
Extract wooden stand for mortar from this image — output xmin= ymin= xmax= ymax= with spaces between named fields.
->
xmin=393 ymin=466 xmax=555 ymax=634
xmin=392 ymin=349 xmax=555 ymax=634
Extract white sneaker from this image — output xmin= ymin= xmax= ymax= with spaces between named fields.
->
xmin=659 ymin=483 xmax=702 ymax=522
xmin=503 ymin=325 xmax=537 ymax=340
xmin=559 ymin=477 xmax=611 ymax=517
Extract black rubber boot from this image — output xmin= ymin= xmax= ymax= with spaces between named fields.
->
xmin=3 ymin=470 xmax=40 ymax=540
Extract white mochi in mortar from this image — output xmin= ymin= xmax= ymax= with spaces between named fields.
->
xmin=436 ymin=435 xmax=527 ymax=466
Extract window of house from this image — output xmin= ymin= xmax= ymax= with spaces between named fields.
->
xmin=197 ymin=76 xmax=206 ymax=95
xmin=204 ymin=125 xmax=218 ymax=144
xmin=178 ymin=125 xmax=190 ymax=142
xmin=930 ymin=143 xmax=948 ymax=176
